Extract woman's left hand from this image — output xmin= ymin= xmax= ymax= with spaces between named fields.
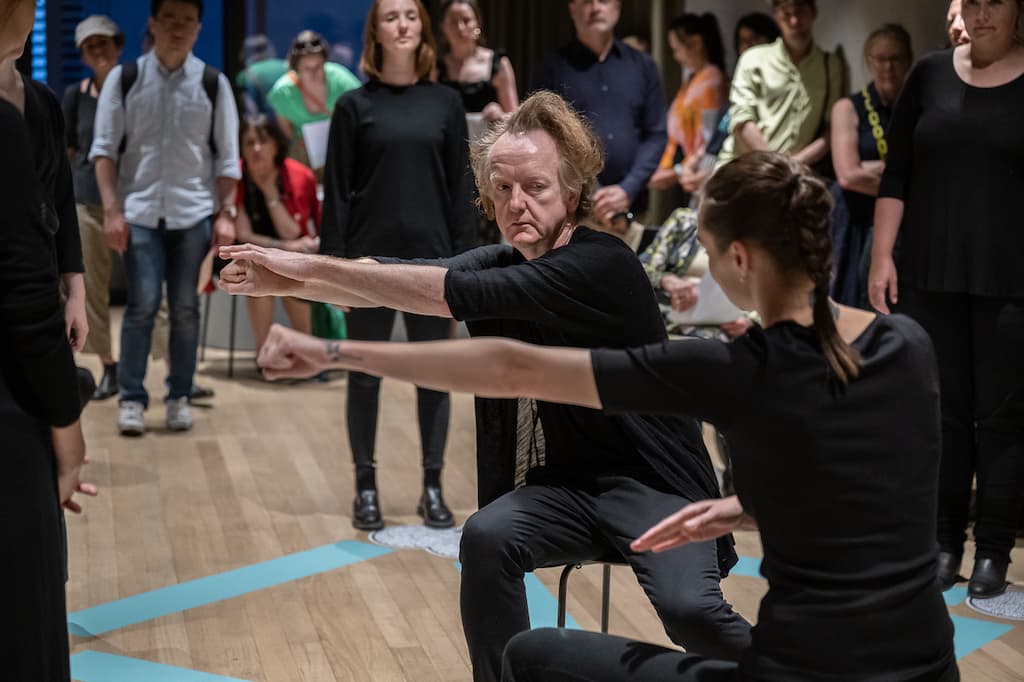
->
xmin=258 ymin=323 xmax=331 ymax=380
xmin=631 ymin=496 xmax=751 ymax=553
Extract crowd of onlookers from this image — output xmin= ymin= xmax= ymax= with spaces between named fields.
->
xmin=49 ymin=0 xmax=1024 ymax=607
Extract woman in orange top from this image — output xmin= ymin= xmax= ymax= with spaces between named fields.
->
xmin=649 ymin=13 xmax=727 ymax=192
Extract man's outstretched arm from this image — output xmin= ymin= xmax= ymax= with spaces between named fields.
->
xmin=219 ymin=245 xmax=453 ymax=318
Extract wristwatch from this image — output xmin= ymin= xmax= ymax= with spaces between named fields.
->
xmin=221 ymin=204 xmax=239 ymax=220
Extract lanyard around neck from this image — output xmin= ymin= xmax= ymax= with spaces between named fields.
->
xmin=861 ymin=85 xmax=887 ymax=162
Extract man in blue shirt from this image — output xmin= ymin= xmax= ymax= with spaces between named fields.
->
xmin=91 ymin=0 xmax=241 ymax=436
xmin=532 ymin=0 xmax=666 ymax=238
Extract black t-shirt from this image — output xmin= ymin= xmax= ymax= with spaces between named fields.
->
xmin=592 ymin=315 xmax=957 ymax=681
xmin=319 ymin=81 xmax=476 ymax=261
xmin=880 ymin=49 xmax=1024 ymax=297
xmin=385 ymin=227 xmax=732 ymax=572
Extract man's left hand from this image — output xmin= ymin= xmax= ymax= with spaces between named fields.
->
xmin=62 ymin=274 xmax=89 ymax=352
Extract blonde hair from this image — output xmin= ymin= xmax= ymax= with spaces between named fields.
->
xmin=359 ymin=0 xmax=437 ymax=82
xmin=470 ymin=91 xmax=604 ymax=224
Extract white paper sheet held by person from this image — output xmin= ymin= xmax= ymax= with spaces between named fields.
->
xmin=664 ymin=273 xmax=746 ymax=326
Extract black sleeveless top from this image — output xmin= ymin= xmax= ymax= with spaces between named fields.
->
xmin=844 ymin=82 xmax=892 ymax=228
xmin=437 ymin=49 xmax=506 ymax=113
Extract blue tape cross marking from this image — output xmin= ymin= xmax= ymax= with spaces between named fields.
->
xmin=71 ymin=651 xmax=250 ymax=682
xmin=950 ymin=615 xmax=1013 ymax=659
xmin=943 ymin=586 xmax=968 ymax=607
xmin=68 ymin=541 xmax=392 ymax=637
xmin=455 ymin=562 xmax=580 ymax=629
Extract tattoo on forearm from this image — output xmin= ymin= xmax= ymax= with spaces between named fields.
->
xmin=325 ymin=341 xmax=363 ymax=364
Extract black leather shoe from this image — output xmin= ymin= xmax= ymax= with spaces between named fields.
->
xmin=190 ymin=384 xmax=215 ymax=401
xmin=418 ymin=486 xmax=454 ymax=528
xmin=353 ymin=489 xmax=384 ymax=530
xmin=968 ymin=558 xmax=1009 ymax=599
xmin=936 ymin=551 xmax=962 ymax=590
xmin=93 ymin=363 xmax=118 ymax=401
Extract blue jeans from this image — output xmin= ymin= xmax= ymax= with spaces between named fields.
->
xmin=119 ymin=219 xmax=210 ymax=407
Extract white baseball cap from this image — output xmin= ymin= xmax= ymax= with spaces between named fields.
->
xmin=75 ymin=15 xmax=121 ymax=49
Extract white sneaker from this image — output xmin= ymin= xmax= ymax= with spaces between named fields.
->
xmin=118 ymin=401 xmax=145 ymax=436
xmin=166 ymin=397 xmax=193 ymax=432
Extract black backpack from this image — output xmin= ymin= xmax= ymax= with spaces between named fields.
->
xmin=117 ymin=60 xmax=221 ymax=156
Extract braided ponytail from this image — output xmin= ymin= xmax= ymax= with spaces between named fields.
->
xmin=790 ymin=176 xmax=861 ymax=383
xmin=699 ymin=151 xmax=862 ymax=384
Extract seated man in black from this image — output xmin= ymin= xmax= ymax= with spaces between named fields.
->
xmin=219 ymin=91 xmax=751 ymax=682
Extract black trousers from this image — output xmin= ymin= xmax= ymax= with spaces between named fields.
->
xmin=502 ymin=628 xmax=738 ymax=682
xmin=345 ymin=307 xmax=451 ymax=479
xmin=459 ymin=475 xmax=752 ymax=682
xmin=899 ymin=289 xmax=1024 ymax=561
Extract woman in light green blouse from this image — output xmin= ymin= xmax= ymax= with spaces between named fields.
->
xmin=267 ymin=31 xmax=361 ymax=168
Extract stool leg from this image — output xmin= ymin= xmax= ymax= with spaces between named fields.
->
xmin=557 ymin=564 xmax=576 ymax=628
xmin=228 ymin=294 xmax=237 ymax=379
xmin=600 ymin=563 xmax=611 ymax=633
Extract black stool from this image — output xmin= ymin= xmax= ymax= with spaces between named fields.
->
xmin=555 ymin=554 xmax=627 ymax=633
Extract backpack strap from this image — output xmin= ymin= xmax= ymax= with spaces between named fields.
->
xmin=117 ymin=61 xmax=221 ymax=157
xmin=118 ymin=62 xmax=139 ymax=155
xmin=201 ymin=64 xmax=220 ymax=156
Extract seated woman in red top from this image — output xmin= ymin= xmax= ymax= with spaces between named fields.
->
xmin=235 ymin=115 xmax=320 ymax=352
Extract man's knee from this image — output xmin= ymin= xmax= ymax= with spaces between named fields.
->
xmin=460 ymin=506 xmax=518 ymax=568
xmin=658 ymin=592 xmax=736 ymax=645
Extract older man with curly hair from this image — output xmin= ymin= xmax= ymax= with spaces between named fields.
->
xmin=219 ymin=91 xmax=751 ymax=682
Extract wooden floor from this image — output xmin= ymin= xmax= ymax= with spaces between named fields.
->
xmin=68 ymin=344 xmax=1024 ymax=681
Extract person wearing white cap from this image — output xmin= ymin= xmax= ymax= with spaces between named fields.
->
xmin=64 ymin=15 xmax=124 ymax=400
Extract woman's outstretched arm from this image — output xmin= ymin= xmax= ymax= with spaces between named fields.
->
xmin=258 ymin=324 xmax=602 ymax=409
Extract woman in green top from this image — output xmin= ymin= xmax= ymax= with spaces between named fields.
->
xmin=267 ymin=31 xmax=361 ymax=168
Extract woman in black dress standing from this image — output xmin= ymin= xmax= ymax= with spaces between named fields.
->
xmin=320 ymin=0 xmax=475 ymax=531
xmin=0 ymin=3 xmax=95 ymax=678
xmin=869 ymin=0 xmax=1024 ymax=598
xmin=256 ymin=151 xmax=959 ymax=681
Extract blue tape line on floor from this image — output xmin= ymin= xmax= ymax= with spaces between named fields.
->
xmin=729 ymin=556 xmax=762 ymax=578
xmin=71 ymin=651 xmax=251 ymax=681
xmin=951 ymin=614 xmax=1013 ymax=659
xmin=943 ymin=586 xmax=968 ymax=606
xmin=455 ymin=562 xmax=580 ymax=630
xmin=68 ymin=541 xmax=391 ymax=637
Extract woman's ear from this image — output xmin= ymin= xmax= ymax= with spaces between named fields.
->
xmin=730 ymin=240 xmax=751 ymax=281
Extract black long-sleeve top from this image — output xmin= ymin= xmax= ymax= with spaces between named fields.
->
xmin=319 ymin=81 xmax=476 ymax=260
xmin=879 ymin=49 xmax=1024 ymax=297
xmin=377 ymin=228 xmax=737 ymax=578
xmin=0 ymin=99 xmax=82 ymax=428
xmin=23 ymin=74 xmax=84 ymax=276
xmin=531 ymin=39 xmax=667 ymax=215
xmin=592 ymin=315 xmax=957 ymax=681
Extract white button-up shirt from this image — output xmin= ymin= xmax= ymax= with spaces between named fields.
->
xmin=90 ymin=51 xmax=241 ymax=229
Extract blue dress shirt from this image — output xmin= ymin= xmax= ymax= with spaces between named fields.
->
xmin=532 ymin=38 xmax=667 ymax=214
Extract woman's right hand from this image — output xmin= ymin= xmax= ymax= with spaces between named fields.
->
xmin=868 ymin=252 xmax=899 ymax=314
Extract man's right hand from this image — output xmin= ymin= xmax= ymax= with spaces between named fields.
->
xmin=219 ymin=243 xmax=307 ymax=297
xmin=104 ymin=210 xmax=129 ymax=253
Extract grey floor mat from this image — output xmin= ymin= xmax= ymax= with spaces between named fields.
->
xmin=368 ymin=525 xmax=463 ymax=559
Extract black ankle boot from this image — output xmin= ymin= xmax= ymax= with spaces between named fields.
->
xmin=968 ymin=558 xmax=1009 ymax=599
xmin=418 ymin=486 xmax=454 ymax=528
xmin=936 ymin=551 xmax=962 ymax=590
xmin=93 ymin=362 xmax=119 ymax=401
xmin=353 ymin=489 xmax=384 ymax=530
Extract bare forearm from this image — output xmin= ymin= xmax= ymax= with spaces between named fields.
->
xmin=871 ymin=198 xmax=904 ymax=260
xmin=325 ymin=337 xmax=601 ymax=407
xmin=793 ymin=137 xmax=829 ymax=166
xmin=216 ymin=177 xmax=237 ymax=210
xmin=306 ymin=258 xmax=451 ymax=317
xmin=837 ymin=165 xmax=881 ymax=196
xmin=736 ymin=121 xmax=770 ymax=153
xmin=94 ymin=157 xmax=120 ymax=213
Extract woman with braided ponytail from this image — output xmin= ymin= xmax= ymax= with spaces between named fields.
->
xmin=251 ymin=150 xmax=957 ymax=681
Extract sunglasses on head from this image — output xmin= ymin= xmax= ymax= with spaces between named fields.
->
xmin=293 ymin=38 xmax=325 ymax=52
